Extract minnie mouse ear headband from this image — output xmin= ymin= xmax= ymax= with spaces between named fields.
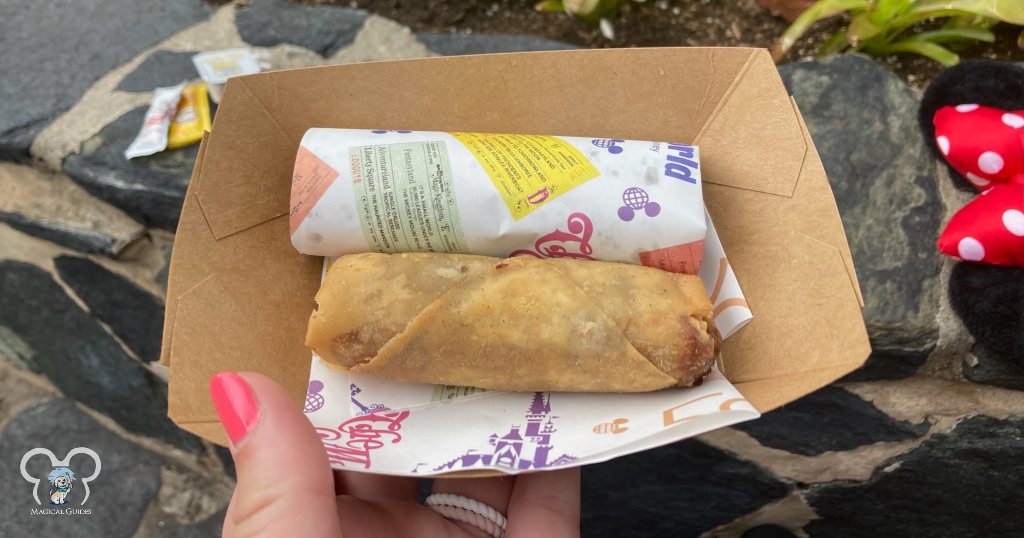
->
xmin=933 ymin=105 xmax=1024 ymax=267
xmin=919 ymin=61 xmax=1024 ymax=267
xmin=919 ymin=61 xmax=1024 ymax=371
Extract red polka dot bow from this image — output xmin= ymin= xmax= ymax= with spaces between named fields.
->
xmin=933 ymin=104 xmax=1024 ymax=267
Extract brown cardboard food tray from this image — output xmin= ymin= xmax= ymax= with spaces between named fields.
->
xmin=161 ymin=47 xmax=871 ymax=446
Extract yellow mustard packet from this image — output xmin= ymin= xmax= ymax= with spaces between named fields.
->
xmin=167 ymin=82 xmax=211 ymax=149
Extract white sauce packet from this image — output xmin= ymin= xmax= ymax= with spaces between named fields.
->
xmin=123 ymin=82 xmax=186 ymax=160
xmin=191 ymin=48 xmax=262 ymax=103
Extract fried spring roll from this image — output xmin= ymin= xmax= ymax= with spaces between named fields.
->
xmin=306 ymin=253 xmax=720 ymax=392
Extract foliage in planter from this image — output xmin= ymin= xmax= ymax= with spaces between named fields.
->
xmin=758 ymin=0 xmax=817 ymax=21
xmin=535 ymin=0 xmax=625 ymax=25
xmin=772 ymin=0 xmax=1024 ymax=66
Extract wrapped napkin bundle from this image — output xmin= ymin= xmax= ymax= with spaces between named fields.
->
xmin=290 ymin=129 xmax=708 ymax=274
xmin=307 ymin=252 xmax=719 ymax=392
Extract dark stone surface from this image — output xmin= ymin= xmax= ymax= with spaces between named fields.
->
xmin=0 ymin=398 xmax=161 ymax=536
xmin=806 ymin=415 xmax=1024 ymax=536
xmin=0 ymin=211 xmax=144 ymax=259
xmin=742 ymin=524 xmax=798 ymax=538
xmin=54 ymin=255 xmax=163 ymax=363
xmin=416 ymin=33 xmax=578 ymax=56
xmin=839 ymin=350 xmax=929 ymax=382
xmin=235 ymin=0 xmax=367 ymax=56
xmin=0 ymin=164 xmax=147 ymax=259
xmin=0 ymin=260 xmax=199 ymax=452
xmin=0 ymin=0 xmax=211 ymax=161
xmin=964 ymin=342 xmax=1024 ymax=391
xmin=732 ymin=386 xmax=928 ymax=456
xmin=582 ymin=440 xmax=788 ymax=537
xmin=64 ymin=107 xmax=198 ymax=230
xmin=155 ymin=242 xmax=174 ymax=290
xmin=116 ymin=51 xmax=200 ymax=92
xmin=160 ymin=507 xmax=227 ymax=537
xmin=214 ymin=445 xmax=236 ymax=480
xmin=779 ymin=54 xmax=944 ymax=372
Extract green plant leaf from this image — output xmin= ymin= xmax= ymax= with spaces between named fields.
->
xmin=778 ymin=0 xmax=1020 ymax=66
xmin=817 ymin=29 xmax=851 ymax=55
xmin=868 ymin=38 xmax=961 ymax=66
xmin=535 ymin=0 xmax=566 ymax=12
xmin=896 ymin=0 xmax=1024 ymax=27
xmin=852 ymin=0 xmax=917 ymax=44
xmin=870 ymin=0 xmax=914 ymax=24
xmin=772 ymin=0 xmax=873 ymax=61
xmin=913 ymin=27 xmax=996 ymax=43
xmin=849 ymin=12 xmax=885 ymax=44
xmin=561 ymin=0 xmax=622 ymax=24
xmin=943 ymin=13 xmax=999 ymax=29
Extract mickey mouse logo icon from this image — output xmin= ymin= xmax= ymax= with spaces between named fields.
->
xmin=305 ymin=380 xmax=326 ymax=414
xmin=617 ymin=187 xmax=661 ymax=221
xmin=591 ymin=138 xmax=624 ymax=154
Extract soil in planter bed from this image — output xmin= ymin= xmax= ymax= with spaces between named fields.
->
xmin=299 ymin=0 xmax=1023 ymax=89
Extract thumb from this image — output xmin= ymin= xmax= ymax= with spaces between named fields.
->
xmin=210 ymin=371 xmax=340 ymax=538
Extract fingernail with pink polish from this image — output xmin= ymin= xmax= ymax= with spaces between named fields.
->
xmin=210 ymin=372 xmax=260 ymax=445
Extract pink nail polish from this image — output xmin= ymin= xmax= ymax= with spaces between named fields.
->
xmin=210 ymin=372 xmax=260 ymax=445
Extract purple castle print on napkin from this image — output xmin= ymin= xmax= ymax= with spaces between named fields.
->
xmin=433 ymin=393 xmax=576 ymax=472
xmin=350 ymin=383 xmax=390 ymax=416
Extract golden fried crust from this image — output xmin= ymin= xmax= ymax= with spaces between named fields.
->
xmin=306 ymin=253 xmax=719 ymax=392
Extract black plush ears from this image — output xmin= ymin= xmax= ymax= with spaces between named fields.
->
xmin=918 ymin=60 xmax=1024 ymax=192
xmin=919 ymin=60 xmax=1024 ymax=371
xmin=949 ymin=263 xmax=1024 ymax=369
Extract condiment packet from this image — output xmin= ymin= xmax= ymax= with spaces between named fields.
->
xmin=124 ymin=82 xmax=186 ymax=160
xmin=191 ymin=48 xmax=261 ymax=103
xmin=167 ymin=82 xmax=211 ymax=149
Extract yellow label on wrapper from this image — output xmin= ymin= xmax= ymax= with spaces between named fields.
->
xmin=451 ymin=132 xmax=600 ymax=220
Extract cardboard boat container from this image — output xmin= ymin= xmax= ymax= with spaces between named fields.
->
xmin=161 ymin=48 xmax=871 ymax=446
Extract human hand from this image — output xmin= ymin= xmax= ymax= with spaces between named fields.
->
xmin=210 ymin=372 xmax=581 ymax=537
